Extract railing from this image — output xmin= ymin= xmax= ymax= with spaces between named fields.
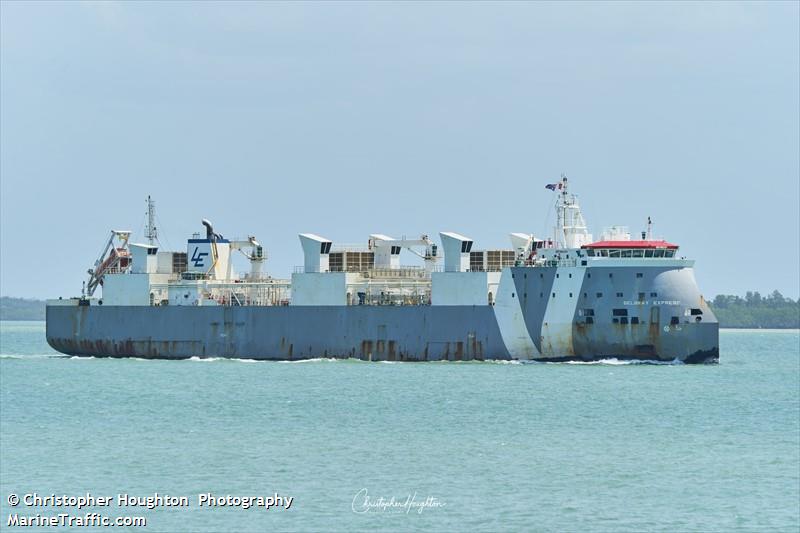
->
xmin=293 ymin=266 xmax=430 ymax=278
xmin=149 ymin=279 xmax=292 ymax=307
xmin=330 ymin=243 xmax=371 ymax=252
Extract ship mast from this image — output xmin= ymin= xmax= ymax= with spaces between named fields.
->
xmin=145 ymin=195 xmax=158 ymax=246
xmin=553 ymin=174 xmax=592 ymax=249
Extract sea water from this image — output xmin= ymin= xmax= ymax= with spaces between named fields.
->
xmin=1 ymin=321 xmax=798 ymax=532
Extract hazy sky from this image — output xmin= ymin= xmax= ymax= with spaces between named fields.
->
xmin=1 ymin=1 xmax=798 ymax=300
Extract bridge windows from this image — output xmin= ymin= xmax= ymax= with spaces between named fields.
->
xmin=583 ymin=248 xmax=677 ymax=258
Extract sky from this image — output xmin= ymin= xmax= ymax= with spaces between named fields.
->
xmin=1 ymin=1 xmax=798 ymax=300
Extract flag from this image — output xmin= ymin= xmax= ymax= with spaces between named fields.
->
xmin=545 ymin=183 xmax=561 ymax=191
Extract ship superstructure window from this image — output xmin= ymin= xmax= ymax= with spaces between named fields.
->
xmin=470 ymin=252 xmax=485 ymax=272
xmin=690 ymin=308 xmax=703 ymax=315
xmin=632 ymin=250 xmax=644 ymax=258
xmin=329 ymin=252 xmax=343 ymax=272
xmin=631 ymin=317 xmax=640 ymax=324
xmin=616 ymin=292 xmax=623 ymax=297
xmin=636 ymin=273 xmax=643 ymax=278
xmin=609 ymin=250 xmax=620 ymax=258
xmin=620 ymin=317 xmax=629 ymax=324
xmin=665 ymin=250 xmax=675 ymax=257
xmin=654 ymin=250 xmax=664 ymax=258
xmin=671 ymin=316 xmax=680 ymax=325
xmin=612 ymin=308 xmax=628 ymax=316
xmin=645 ymin=250 xmax=654 ymax=257
xmin=621 ymin=250 xmax=632 ymax=258
xmin=596 ymin=292 xmax=603 ymax=298
xmin=583 ymin=309 xmax=595 ymax=316
xmin=609 ymin=273 xmax=613 ymax=278
xmin=638 ymin=292 xmax=645 ymax=301
xmin=612 ymin=318 xmax=619 ymax=324
xmin=461 ymin=241 xmax=473 ymax=253
xmin=172 ymin=252 xmax=187 ymax=274
xmin=569 ymin=293 xmax=573 ymax=297
xmin=650 ymin=292 xmax=657 ymax=297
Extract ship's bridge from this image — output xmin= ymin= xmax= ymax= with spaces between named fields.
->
xmin=581 ymin=240 xmax=679 ymax=258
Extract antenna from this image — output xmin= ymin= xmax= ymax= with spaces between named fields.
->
xmin=145 ymin=195 xmax=158 ymax=245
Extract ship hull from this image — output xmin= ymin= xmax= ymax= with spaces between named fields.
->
xmin=46 ymin=305 xmax=718 ymax=364
xmin=47 ymin=265 xmax=719 ymax=363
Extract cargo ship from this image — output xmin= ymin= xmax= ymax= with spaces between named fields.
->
xmin=46 ymin=178 xmax=719 ymax=363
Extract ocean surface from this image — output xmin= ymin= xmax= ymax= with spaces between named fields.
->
xmin=1 ymin=321 xmax=798 ymax=532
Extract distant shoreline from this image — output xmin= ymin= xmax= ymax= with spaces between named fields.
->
xmin=2 ymin=320 xmax=794 ymax=331
xmin=2 ymin=295 xmax=798 ymax=328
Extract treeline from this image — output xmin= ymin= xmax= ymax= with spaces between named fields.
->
xmin=709 ymin=291 xmax=799 ymax=329
xmin=1 ymin=292 xmax=798 ymax=328
xmin=0 ymin=297 xmax=46 ymax=321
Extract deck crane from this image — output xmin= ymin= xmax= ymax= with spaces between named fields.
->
xmin=85 ymin=230 xmax=132 ymax=297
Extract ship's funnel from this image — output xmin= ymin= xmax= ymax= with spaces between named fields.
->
xmin=202 ymin=219 xmax=215 ymax=240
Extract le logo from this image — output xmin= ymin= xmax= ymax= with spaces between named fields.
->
xmin=191 ymin=247 xmax=209 ymax=267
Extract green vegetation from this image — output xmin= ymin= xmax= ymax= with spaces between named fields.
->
xmin=1 ymin=292 xmax=798 ymax=328
xmin=709 ymin=291 xmax=799 ymax=329
xmin=0 ymin=297 xmax=46 ymax=321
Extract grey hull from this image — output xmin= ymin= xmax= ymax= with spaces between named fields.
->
xmin=46 ymin=302 xmax=718 ymax=364
xmin=47 ymin=265 xmax=719 ymax=363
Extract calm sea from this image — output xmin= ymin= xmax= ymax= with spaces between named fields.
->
xmin=1 ymin=321 xmax=798 ymax=532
